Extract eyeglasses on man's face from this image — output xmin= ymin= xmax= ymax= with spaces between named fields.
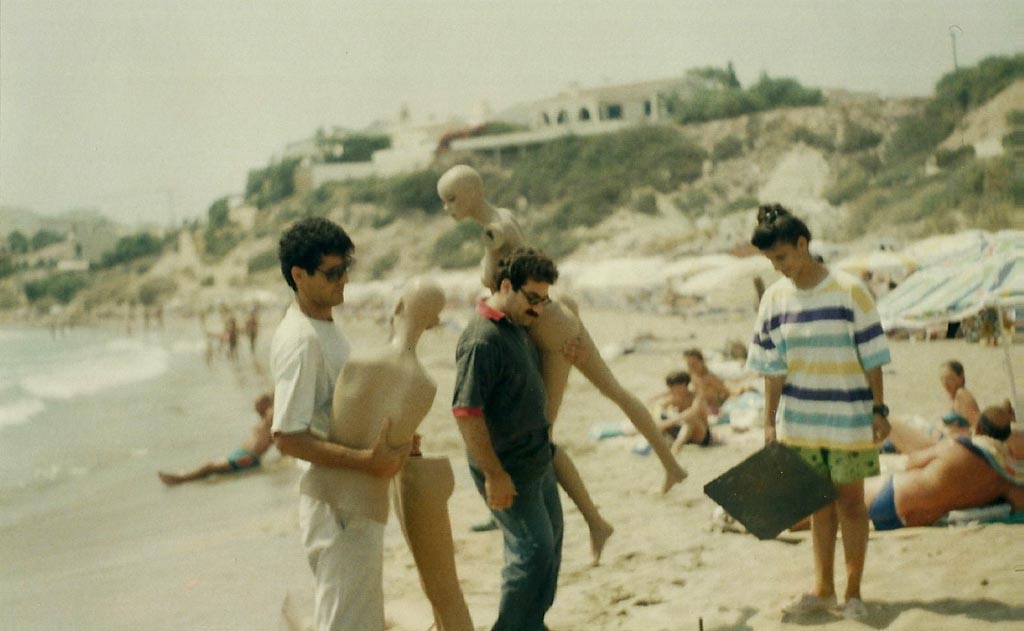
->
xmin=315 ymin=259 xmax=353 ymax=282
xmin=518 ymin=288 xmax=551 ymax=306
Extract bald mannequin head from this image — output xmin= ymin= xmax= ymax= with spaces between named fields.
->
xmin=437 ymin=164 xmax=486 ymax=221
xmin=977 ymin=401 xmax=1015 ymax=441
xmin=392 ymin=277 xmax=446 ymax=338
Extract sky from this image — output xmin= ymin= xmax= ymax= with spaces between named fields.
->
xmin=1 ymin=1 xmax=1020 ymax=227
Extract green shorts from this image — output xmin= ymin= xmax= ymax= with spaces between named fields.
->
xmin=790 ymin=445 xmax=880 ymax=485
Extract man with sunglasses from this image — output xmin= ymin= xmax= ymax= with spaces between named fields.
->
xmin=270 ymin=217 xmax=411 ymax=631
xmin=452 ymin=247 xmax=563 ymax=631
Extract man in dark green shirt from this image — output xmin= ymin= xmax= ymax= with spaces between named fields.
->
xmin=452 ymin=248 xmax=561 ymax=631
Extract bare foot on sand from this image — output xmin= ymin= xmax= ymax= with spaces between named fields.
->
xmin=589 ymin=519 xmax=615 ymax=566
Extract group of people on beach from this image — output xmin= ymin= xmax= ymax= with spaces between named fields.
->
xmin=157 ymin=166 xmax=1020 ymax=630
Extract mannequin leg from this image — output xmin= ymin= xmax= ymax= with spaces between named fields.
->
xmin=536 ymin=327 xmax=615 ymax=565
xmin=572 ymin=325 xmax=688 ymax=493
xmin=551 ymin=445 xmax=614 ymax=565
xmin=393 ymin=457 xmax=473 ymax=631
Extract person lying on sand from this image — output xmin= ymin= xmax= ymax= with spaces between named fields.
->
xmin=792 ymin=402 xmax=1023 ymax=531
xmin=867 ymin=401 xmax=1023 ymax=529
xmin=158 ymin=393 xmax=274 ymax=486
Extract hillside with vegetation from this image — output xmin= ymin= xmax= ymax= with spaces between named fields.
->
xmin=2 ymin=54 xmax=1021 ymax=319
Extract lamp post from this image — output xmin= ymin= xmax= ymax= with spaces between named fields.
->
xmin=948 ymin=25 xmax=962 ymax=71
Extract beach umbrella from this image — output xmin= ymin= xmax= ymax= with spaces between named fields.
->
xmin=899 ymin=229 xmax=991 ymax=269
xmin=878 ymin=250 xmax=1024 ymax=330
xmin=834 ymin=250 xmax=918 ymax=283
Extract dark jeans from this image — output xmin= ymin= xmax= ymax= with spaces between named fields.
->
xmin=470 ymin=463 xmax=563 ymax=631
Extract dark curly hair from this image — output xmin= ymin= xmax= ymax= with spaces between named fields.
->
xmin=492 ymin=247 xmax=558 ymax=291
xmin=278 ymin=218 xmax=355 ymax=291
xmin=750 ymin=203 xmax=811 ymax=250
xmin=665 ymin=370 xmax=691 ymax=387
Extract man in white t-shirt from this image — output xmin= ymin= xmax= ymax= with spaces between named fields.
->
xmin=270 ymin=217 xmax=411 ymax=631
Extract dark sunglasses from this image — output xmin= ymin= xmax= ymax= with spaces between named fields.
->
xmin=518 ymin=288 xmax=551 ymax=306
xmin=315 ymin=259 xmax=353 ymax=282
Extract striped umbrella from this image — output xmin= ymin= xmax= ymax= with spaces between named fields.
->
xmin=879 ymin=250 xmax=1024 ymax=330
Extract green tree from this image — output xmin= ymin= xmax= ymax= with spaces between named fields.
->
xmin=7 ymin=230 xmax=29 ymax=254
xmin=100 ymin=232 xmax=164 ymax=267
xmin=208 ymin=197 xmax=230 ymax=229
xmin=31 ymin=229 xmax=65 ymax=251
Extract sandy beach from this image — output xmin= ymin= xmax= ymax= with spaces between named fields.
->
xmin=2 ymin=304 xmax=1022 ymax=631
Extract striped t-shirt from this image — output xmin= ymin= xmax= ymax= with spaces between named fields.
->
xmin=747 ymin=269 xmax=891 ymax=450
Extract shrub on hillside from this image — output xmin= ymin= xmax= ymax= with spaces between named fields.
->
xmin=388 ymin=169 xmax=444 ymax=214
xmin=23 ymin=272 xmax=89 ymax=304
xmin=528 ymin=222 xmax=583 ymax=260
xmin=203 ymin=227 xmax=242 ymax=261
xmin=0 ymin=256 xmax=26 ymax=279
xmin=826 ymin=166 xmax=870 ymax=205
xmin=100 ymin=232 xmax=164 ymax=268
xmin=492 ymin=125 xmax=706 ymax=227
xmin=887 ymin=54 xmax=1022 ymax=163
xmin=6 ymin=231 xmax=29 ymax=254
xmin=347 ymin=169 xmax=444 ymax=227
xmin=369 ymin=251 xmax=400 ymax=280
xmin=791 ymin=126 xmax=835 ymax=152
xmin=934 ymin=145 xmax=976 ymax=169
xmin=246 ymin=158 xmax=301 ymax=208
xmin=632 ymin=192 xmax=659 ymax=215
xmin=137 ymin=276 xmax=178 ymax=306
xmin=323 ymin=134 xmax=391 ymax=163
xmin=674 ymin=189 xmax=711 ymax=216
xmin=208 ymin=197 xmax=230 ymax=229
xmin=722 ymin=196 xmax=759 ymax=214
xmin=247 ymin=248 xmax=279 ymax=274
xmin=838 ymin=121 xmax=883 ymax=153
xmin=431 ymin=222 xmax=483 ymax=269
xmin=31 ymin=229 xmax=65 ymax=251
xmin=887 ymin=108 xmax=956 ymax=162
xmin=665 ymin=69 xmax=824 ymax=125
xmin=934 ymin=53 xmax=1024 ymax=113
xmin=712 ymin=135 xmax=744 ymax=161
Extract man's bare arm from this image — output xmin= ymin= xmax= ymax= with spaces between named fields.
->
xmin=275 ymin=418 xmax=410 ymax=478
xmin=456 ymin=415 xmax=515 ymax=510
xmin=763 ymin=375 xmax=785 ymax=444
xmin=865 ymin=366 xmax=891 ymax=443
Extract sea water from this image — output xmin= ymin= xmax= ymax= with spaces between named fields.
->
xmin=0 ymin=324 xmax=220 ymax=526
xmin=0 ymin=327 xmax=171 ymax=429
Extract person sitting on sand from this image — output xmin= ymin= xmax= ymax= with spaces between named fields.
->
xmin=866 ymin=401 xmax=1023 ymax=530
xmin=683 ymin=349 xmax=731 ymax=416
xmin=653 ymin=370 xmax=711 ymax=450
xmin=158 ymin=393 xmax=274 ymax=486
xmin=884 ymin=360 xmax=981 ymax=453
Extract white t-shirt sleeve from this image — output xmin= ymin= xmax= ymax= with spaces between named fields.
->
xmin=272 ymin=338 xmax=324 ymax=436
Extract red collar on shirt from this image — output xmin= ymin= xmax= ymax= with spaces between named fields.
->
xmin=476 ymin=298 xmax=507 ymax=322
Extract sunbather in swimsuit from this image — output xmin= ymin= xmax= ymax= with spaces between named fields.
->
xmin=227 ymin=448 xmax=260 ymax=471
xmin=941 ymin=411 xmax=971 ymax=431
xmin=664 ymin=423 xmax=712 ymax=446
xmin=868 ymin=432 xmax=1011 ymax=528
xmin=867 ymin=475 xmax=904 ymax=530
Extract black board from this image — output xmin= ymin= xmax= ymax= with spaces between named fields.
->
xmin=703 ymin=442 xmax=837 ymax=540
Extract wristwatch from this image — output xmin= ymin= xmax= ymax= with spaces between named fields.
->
xmin=872 ymin=403 xmax=890 ymax=418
